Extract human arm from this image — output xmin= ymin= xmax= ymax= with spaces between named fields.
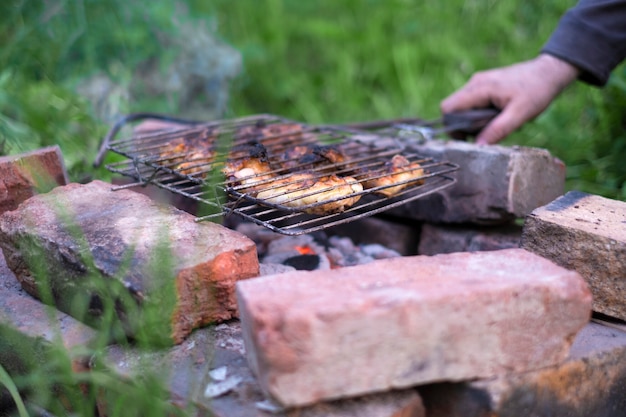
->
xmin=441 ymin=0 xmax=626 ymax=145
xmin=440 ymin=54 xmax=579 ymax=145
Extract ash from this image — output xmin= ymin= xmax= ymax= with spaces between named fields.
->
xmin=236 ymin=223 xmax=402 ymax=272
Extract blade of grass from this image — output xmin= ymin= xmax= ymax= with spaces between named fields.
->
xmin=0 ymin=362 xmax=29 ymax=417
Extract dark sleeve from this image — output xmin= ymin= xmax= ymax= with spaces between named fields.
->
xmin=541 ymin=0 xmax=626 ymax=86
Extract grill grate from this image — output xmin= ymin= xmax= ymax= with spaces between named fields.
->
xmin=103 ymin=114 xmax=459 ymax=235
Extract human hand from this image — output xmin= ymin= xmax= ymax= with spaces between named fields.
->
xmin=440 ymin=54 xmax=580 ymax=144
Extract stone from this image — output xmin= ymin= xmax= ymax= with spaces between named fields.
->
xmin=418 ymin=222 xmax=522 ymax=255
xmin=0 ymin=180 xmax=259 ymax=345
xmin=385 ymin=138 xmax=566 ymax=224
xmin=236 ymin=248 xmax=591 ymax=407
xmin=0 ymin=250 xmax=97 ymax=413
xmin=520 ymin=191 xmax=626 ymax=320
xmin=0 ymin=250 xmax=97 ymax=368
xmin=328 ymin=215 xmax=421 ymax=256
xmin=95 ymin=321 xmax=426 ymax=417
xmin=0 ymin=146 xmax=69 ymax=215
xmin=418 ymin=320 xmax=626 ymax=417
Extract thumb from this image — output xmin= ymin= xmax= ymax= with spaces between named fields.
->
xmin=440 ymin=88 xmax=493 ymax=114
xmin=475 ymin=107 xmax=527 ymax=145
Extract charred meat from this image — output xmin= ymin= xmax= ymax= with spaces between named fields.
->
xmin=256 ymin=173 xmax=363 ymax=215
xmin=363 ymin=154 xmax=425 ymax=197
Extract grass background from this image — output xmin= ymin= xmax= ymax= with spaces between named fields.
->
xmin=0 ymin=0 xmax=625 ymax=415
xmin=2 ymin=0 xmax=625 ymax=198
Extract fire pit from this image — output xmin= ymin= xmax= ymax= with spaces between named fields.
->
xmin=4 ymin=118 xmax=615 ymax=417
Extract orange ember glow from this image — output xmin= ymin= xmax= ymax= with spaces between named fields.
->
xmin=295 ymin=245 xmax=316 ymax=255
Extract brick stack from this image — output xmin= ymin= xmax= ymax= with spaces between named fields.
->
xmin=2 ymin=139 xmax=626 ymax=416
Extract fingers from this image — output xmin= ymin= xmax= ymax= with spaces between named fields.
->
xmin=440 ymin=67 xmax=539 ymax=144
xmin=475 ymin=105 xmax=528 ymax=145
xmin=439 ymin=55 xmax=580 ymax=145
xmin=440 ymin=73 xmax=496 ymax=114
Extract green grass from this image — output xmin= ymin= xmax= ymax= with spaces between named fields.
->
xmin=198 ymin=0 xmax=625 ymax=199
xmin=2 ymin=0 xmax=625 ymax=197
xmin=0 ymin=1 xmax=625 ymax=415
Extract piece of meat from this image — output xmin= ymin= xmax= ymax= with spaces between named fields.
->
xmin=222 ymin=158 xmax=275 ymax=195
xmin=363 ymin=154 xmax=425 ymax=197
xmin=235 ymin=122 xmax=305 ymax=145
xmin=281 ymin=144 xmax=347 ymax=171
xmin=256 ymin=173 xmax=363 ymax=215
xmin=222 ymin=143 xmax=276 ymax=195
xmin=157 ymin=132 xmax=216 ymax=176
xmin=175 ymin=149 xmax=216 ymax=175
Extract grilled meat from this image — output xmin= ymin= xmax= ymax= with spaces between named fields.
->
xmin=222 ymin=158 xmax=274 ymax=195
xmin=222 ymin=143 xmax=275 ymax=195
xmin=236 ymin=122 xmax=306 ymax=145
xmin=154 ymin=121 xmax=425 ymax=215
xmin=363 ymin=154 xmax=425 ymax=197
xmin=157 ymin=131 xmax=217 ymax=175
xmin=256 ymin=173 xmax=363 ymax=215
xmin=282 ymin=144 xmax=347 ymax=171
xmin=176 ymin=150 xmax=216 ymax=175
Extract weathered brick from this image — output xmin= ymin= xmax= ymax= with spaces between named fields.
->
xmin=0 ymin=250 xmax=97 ymax=360
xmin=418 ymin=222 xmax=522 ymax=255
xmin=1 ymin=249 xmax=97 ymax=413
xmin=0 ymin=146 xmax=69 ymax=215
xmin=418 ymin=320 xmax=626 ymax=417
xmin=387 ymin=139 xmax=566 ymax=224
xmin=0 ymin=180 xmax=259 ymax=345
xmin=236 ymin=248 xmax=591 ymax=407
xmin=95 ymin=321 xmax=425 ymax=417
xmin=520 ymin=191 xmax=626 ymax=320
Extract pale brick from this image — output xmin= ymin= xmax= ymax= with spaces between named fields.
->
xmin=419 ymin=321 xmax=626 ymax=417
xmin=0 ymin=146 xmax=69 ymax=215
xmin=520 ymin=191 xmax=626 ymax=320
xmin=418 ymin=223 xmax=522 ymax=255
xmin=0 ymin=180 xmax=259 ymax=345
xmin=96 ymin=321 xmax=425 ymax=417
xmin=387 ymin=139 xmax=565 ymax=224
xmin=236 ymin=248 xmax=591 ymax=407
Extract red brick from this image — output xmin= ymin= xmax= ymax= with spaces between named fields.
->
xmin=236 ymin=248 xmax=591 ymax=407
xmin=0 ymin=180 xmax=259 ymax=345
xmin=0 ymin=146 xmax=69 ymax=215
xmin=521 ymin=191 xmax=626 ymax=320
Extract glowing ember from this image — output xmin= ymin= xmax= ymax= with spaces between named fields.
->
xmin=295 ymin=245 xmax=316 ymax=255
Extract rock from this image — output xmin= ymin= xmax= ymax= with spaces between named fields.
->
xmin=418 ymin=321 xmax=626 ymax=417
xmin=236 ymin=248 xmax=591 ymax=407
xmin=418 ymin=222 xmax=522 ymax=255
xmin=520 ymin=191 xmax=626 ymax=320
xmin=0 ymin=146 xmax=69 ymax=215
xmin=0 ymin=250 xmax=97 ymax=369
xmin=0 ymin=180 xmax=259 ymax=345
xmin=0 ymin=249 xmax=97 ymax=413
